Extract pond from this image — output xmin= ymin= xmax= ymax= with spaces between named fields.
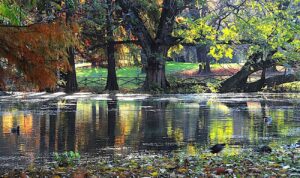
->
xmin=0 ymin=92 xmax=300 ymax=169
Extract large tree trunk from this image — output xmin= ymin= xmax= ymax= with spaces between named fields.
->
xmin=65 ymin=46 xmax=78 ymax=93
xmin=105 ymin=0 xmax=119 ymax=91
xmin=65 ymin=3 xmax=78 ymax=93
xmin=143 ymin=44 xmax=170 ymax=90
xmin=241 ymin=67 xmax=266 ymax=92
xmin=105 ymin=42 xmax=119 ymax=90
xmin=143 ymin=57 xmax=168 ymax=90
xmin=140 ymin=49 xmax=147 ymax=73
xmin=196 ymin=45 xmax=211 ymax=74
xmin=218 ymin=63 xmax=255 ymax=93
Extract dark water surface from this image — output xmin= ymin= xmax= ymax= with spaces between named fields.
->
xmin=0 ymin=92 xmax=300 ymax=167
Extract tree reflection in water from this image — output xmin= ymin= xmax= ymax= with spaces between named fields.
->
xmin=0 ymin=94 xmax=299 ymax=165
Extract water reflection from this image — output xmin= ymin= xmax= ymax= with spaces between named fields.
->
xmin=0 ymin=94 xmax=300 ymax=165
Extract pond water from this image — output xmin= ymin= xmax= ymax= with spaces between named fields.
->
xmin=0 ymin=92 xmax=300 ymax=168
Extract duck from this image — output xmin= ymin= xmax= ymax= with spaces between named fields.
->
xmin=263 ymin=116 xmax=272 ymax=125
xmin=210 ymin=143 xmax=226 ymax=154
xmin=11 ymin=126 xmax=20 ymax=134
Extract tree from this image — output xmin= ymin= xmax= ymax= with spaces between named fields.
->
xmin=0 ymin=0 xmax=81 ymax=92
xmin=118 ymin=0 xmax=187 ymax=91
xmin=175 ymin=0 xmax=239 ymax=74
xmin=180 ymin=0 xmax=299 ymax=92
xmin=0 ymin=0 xmax=25 ymax=25
xmin=105 ymin=0 xmax=118 ymax=90
xmin=65 ymin=0 xmax=78 ymax=93
xmin=0 ymin=20 xmax=78 ymax=90
xmin=195 ymin=0 xmax=211 ymax=74
xmin=217 ymin=0 xmax=300 ymax=92
xmin=79 ymin=0 xmax=121 ymax=91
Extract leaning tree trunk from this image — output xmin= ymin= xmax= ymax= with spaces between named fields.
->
xmin=244 ymin=73 xmax=298 ymax=91
xmin=219 ymin=52 xmax=276 ymax=93
xmin=105 ymin=0 xmax=119 ymax=91
xmin=65 ymin=3 xmax=78 ymax=93
xmin=241 ymin=67 xmax=266 ymax=92
xmin=218 ymin=63 xmax=253 ymax=93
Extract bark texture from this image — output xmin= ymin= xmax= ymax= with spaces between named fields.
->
xmin=65 ymin=46 xmax=78 ymax=93
xmin=65 ymin=4 xmax=78 ymax=93
xmin=196 ymin=45 xmax=211 ymax=74
xmin=244 ymin=74 xmax=298 ymax=91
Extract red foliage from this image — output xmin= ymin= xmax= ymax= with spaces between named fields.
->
xmin=0 ymin=20 xmax=78 ymax=90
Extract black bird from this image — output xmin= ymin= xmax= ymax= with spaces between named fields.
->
xmin=257 ymin=145 xmax=272 ymax=153
xmin=11 ymin=126 xmax=20 ymax=134
xmin=210 ymin=143 xmax=226 ymax=154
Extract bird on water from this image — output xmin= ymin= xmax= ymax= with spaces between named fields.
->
xmin=210 ymin=143 xmax=226 ymax=154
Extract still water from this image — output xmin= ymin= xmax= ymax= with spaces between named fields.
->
xmin=0 ymin=93 xmax=299 ymax=167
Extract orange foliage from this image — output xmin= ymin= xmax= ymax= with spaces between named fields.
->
xmin=0 ymin=20 xmax=78 ymax=90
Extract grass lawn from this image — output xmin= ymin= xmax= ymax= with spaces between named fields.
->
xmin=76 ymin=62 xmax=241 ymax=78
xmin=76 ymin=62 xmax=241 ymax=91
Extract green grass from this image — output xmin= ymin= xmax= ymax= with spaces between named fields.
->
xmin=76 ymin=62 xmax=240 ymax=91
xmin=166 ymin=62 xmax=199 ymax=74
xmin=76 ymin=66 xmax=143 ymax=91
xmin=76 ymin=62 xmax=202 ymax=78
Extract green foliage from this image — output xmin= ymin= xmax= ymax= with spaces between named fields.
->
xmin=209 ymin=44 xmax=234 ymax=60
xmin=66 ymin=0 xmax=75 ymax=10
xmin=54 ymin=151 xmax=80 ymax=167
xmin=176 ymin=0 xmax=300 ymax=63
xmin=0 ymin=0 xmax=25 ymax=25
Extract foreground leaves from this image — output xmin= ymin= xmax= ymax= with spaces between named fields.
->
xmin=1 ymin=146 xmax=300 ymax=177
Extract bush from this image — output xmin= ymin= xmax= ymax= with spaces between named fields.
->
xmin=54 ymin=151 xmax=81 ymax=167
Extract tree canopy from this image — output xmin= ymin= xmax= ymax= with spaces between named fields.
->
xmin=0 ymin=0 xmax=299 ymax=92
